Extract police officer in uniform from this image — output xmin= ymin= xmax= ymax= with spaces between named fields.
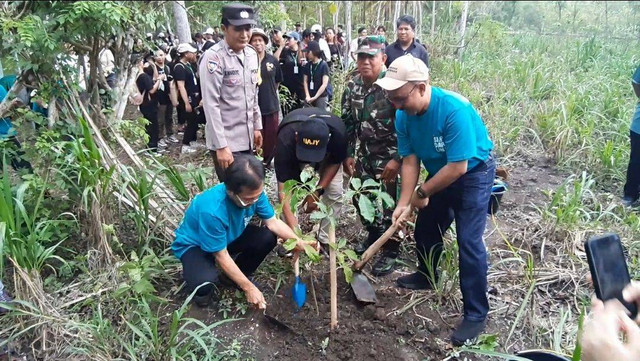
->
xmin=199 ymin=3 xmax=263 ymax=182
xmin=341 ymin=35 xmax=401 ymax=276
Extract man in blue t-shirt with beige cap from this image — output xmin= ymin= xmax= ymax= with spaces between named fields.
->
xmin=375 ymin=54 xmax=495 ymax=346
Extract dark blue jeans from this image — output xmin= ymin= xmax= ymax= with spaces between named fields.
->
xmin=414 ymin=156 xmax=495 ymax=322
xmin=624 ymin=130 xmax=640 ymax=200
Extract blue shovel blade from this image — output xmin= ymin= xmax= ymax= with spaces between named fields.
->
xmin=291 ymin=276 xmax=307 ymax=309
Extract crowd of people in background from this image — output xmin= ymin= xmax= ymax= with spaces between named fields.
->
xmin=126 ymin=9 xmax=431 ymax=163
xmin=101 ymin=3 xmax=640 ymax=358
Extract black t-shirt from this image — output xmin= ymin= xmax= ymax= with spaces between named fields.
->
xmin=155 ymin=63 xmax=173 ymax=105
xmin=258 ymin=53 xmax=283 ymax=115
xmin=304 ymin=60 xmax=330 ymax=98
xmin=274 ymin=107 xmax=348 ymax=183
xmin=280 ymin=48 xmax=304 ymax=99
xmin=328 ymin=43 xmax=341 ymax=67
xmin=172 ymin=61 xmax=198 ymax=106
xmin=136 ymin=73 xmax=157 ymax=113
xmin=385 ymin=39 xmax=430 ymax=68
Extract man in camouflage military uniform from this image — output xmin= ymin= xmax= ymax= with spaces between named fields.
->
xmin=342 ymin=36 xmax=402 ymax=276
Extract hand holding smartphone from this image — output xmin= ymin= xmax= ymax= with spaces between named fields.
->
xmin=585 ymin=233 xmax=638 ymax=319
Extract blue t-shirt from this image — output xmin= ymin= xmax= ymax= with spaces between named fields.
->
xmin=171 ymin=183 xmax=275 ymax=259
xmin=0 ymin=85 xmax=15 ymax=139
xmin=395 ymin=87 xmax=493 ymax=175
xmin=631 ymin=66 xmax=640 ymax=135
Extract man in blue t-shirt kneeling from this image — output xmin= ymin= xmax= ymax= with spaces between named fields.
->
xmin=172 ymin=155 xmax=317 ymax=308
xmin=376 ymin=55 xmax=495 ymax=346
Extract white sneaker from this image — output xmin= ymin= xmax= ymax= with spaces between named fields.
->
xmin=158 ymin=139 xmax=168 ymax=148
xmin=181 ymin=145 xmax=197 ymax=154
xmin=189 ymin=141 xmax=206 ymax=149
xmin=167 ymin=135 xmax=179 ymax=143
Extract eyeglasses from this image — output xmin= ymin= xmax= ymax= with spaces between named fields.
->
xmin=234 ymin=193 xmax=260 ymax=207
xmin=385 ymin=84 xmax=418 ymax=106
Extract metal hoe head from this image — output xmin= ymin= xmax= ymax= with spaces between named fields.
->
xmin=351 ymin=272 xmax=377 ymax=304
xmin=291 ymin=276 xmax=306 ymax=309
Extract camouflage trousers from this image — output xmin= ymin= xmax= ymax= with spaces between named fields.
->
xmin=353 ymin=156 xmax=401 ymax=255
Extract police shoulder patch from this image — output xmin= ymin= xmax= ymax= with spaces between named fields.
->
xmin=207 ymin=53 xmax=220 ymax=74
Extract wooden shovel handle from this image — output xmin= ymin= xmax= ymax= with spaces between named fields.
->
xmin=353 ymin=206 xmax=413 ymax=271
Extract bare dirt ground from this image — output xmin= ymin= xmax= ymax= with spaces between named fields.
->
xmin=123 ymin=103 xmax=575 ymax=360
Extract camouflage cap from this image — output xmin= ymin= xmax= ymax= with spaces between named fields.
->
xmin=355 ymin=35 xmax=386 ymax=56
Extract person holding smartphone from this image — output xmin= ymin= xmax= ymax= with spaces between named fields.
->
xmin=581 ymin=282 xmax=640 ymax=361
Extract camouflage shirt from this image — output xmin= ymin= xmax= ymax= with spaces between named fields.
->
xmin=341 ymin=70 xmax=399 ymax=162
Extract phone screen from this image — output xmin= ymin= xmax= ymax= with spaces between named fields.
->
xmin=586 ymin=233 xmax=637 ymax=318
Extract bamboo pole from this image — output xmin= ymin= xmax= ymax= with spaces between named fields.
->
xmin=329 ymin=222 xmax=338 ymax=330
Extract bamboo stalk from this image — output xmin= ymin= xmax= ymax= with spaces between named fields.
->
xmin=329 ymin=222 xmax=338 ymax=329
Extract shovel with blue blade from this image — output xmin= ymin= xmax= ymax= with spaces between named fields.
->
xmin=291 ymin=257 xmax=306 ymax=309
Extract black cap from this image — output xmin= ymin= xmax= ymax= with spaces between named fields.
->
xmin=302 ymin=40 xmax=321 ymax=53
xmin=297 ymin=117 xmax=330 ymax=163
xmin=221 ymin=3 xmax=257 ymax=27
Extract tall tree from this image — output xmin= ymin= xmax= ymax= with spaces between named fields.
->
xmin=344 ymin=0 xmax=352 ymax=68
xmin=172 ymin=1 xmax=191 ymax=44
xmin=393 ymin=1 xmax=401 ymax=30
xmin=457 ymin=0 xmax=469 ymax=61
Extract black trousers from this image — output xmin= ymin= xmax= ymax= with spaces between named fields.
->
xmin=165 ymin=103 xmax=174 ymax=136
xmin=624 ymin=130 xmax=640 ymax=200
xmin=179 ymin=103 xmax=198 ymax=145
xmin=141 ymin=109 xmax=159 ymax=150
xmin=180 ymin=225 xmax=277 ymax=296
xmin=176 ymin=103 xmax=186 ymax=126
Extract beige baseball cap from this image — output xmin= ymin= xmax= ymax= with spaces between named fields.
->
xmin=375 ymin=54 xmax=429 ymax=91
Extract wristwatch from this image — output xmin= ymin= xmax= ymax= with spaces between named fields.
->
xmin=416 ymin=185 xmax=428 ymax=199
xmin=315 ymin=187 xmax=325 ymax=197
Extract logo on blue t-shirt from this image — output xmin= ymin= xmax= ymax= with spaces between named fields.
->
xmin=433 ymin=136 xmax=445 ymax=153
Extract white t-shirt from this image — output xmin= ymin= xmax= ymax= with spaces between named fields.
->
xmin=99 ymin=48 xmax=115 ymax=76
xmin=318 ymin=38 xmax=331 ymax=61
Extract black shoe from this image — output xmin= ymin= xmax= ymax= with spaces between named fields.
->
xmin=371 ymin=253 xmax=398 ymax=277
xmin=354 ymin=239 xmax=372 ymax=255
xmin=396 ymin=272 xmax=435 ymax=290
xmin=451 ymin=318 xmax=487 ymax=346
xmin=193 ymin=292 xmax=212 ymax=307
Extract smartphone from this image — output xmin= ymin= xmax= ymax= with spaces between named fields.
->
xmin=585 ymin=233 xmax=638 ymax=318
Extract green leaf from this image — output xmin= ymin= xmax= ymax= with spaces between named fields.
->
xmin=362 ymin=178 xmax=379 ymax=189
xmin=379 ymin=192 xmax=396 ymax=209
xmin=350 ymin=177 xmax=362 ymax=190
xmin=132 ymin=278 xmax=155 ymax=295
xmin=310 ymin=211 xmax=327 ymax=221
xmin=344 ymin=249 xmax=359 ymax=261
xmin=343 ymin=267 xmax=353 ymax=283
xmin=303 ymin=244 xmax=321 ymax=263
xmin=283 ymin=238 xmax=298 ymax=251
xmin=572 ymin=307 xmax=586 ymax=361
xmin=358 ymin=194 xmax=375 ymax=223
xmin=344 ymin=190 xmax=356 ymax=200
xmin=338 ymin=237 xmax=346 ymax=248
